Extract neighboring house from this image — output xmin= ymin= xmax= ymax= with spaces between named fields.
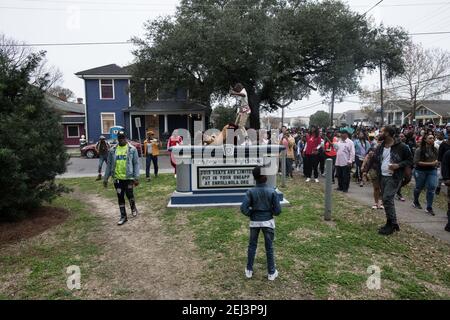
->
xmin=414 ymin=101 xmax=450 ymax=125
xmin=332 ymin=113 xmax=342 ymax=127
xmin=338 ymin=110 xmax=372 ymax=127
xmin=384 ymin=100 xmax=450 ymax=126
xmin=384 ymin=100 xmax=411 ymax=126
xmin=46 ymin=93 xmax=85 ymax=147
xmin=75 ymin=64 xmax=207 ymax=144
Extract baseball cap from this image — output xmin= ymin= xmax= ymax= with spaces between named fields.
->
xmin=117 ymin=131 xmax=126 ymax=139
xmin=99 ymin=135 xmax=106 ymax=139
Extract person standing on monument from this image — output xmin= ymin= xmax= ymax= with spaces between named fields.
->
xmin=241 ymin=166 xmax=282 ymax=281
xmin=230 ymin=83 xmax=251 ymax=129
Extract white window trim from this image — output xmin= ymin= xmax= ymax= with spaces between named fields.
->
xmin=67 ymin=125 xmax=80 ymax=138
xmin=99 ymin=79 xmax=115 ymax=100
xmin=101 ymin=112 xmax=116 ymax=134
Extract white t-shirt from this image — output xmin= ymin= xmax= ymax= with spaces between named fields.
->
xmin=238 ymin=88 xmax=250 ymax=114
xmin=381 ymin=147 xmax=393 ymax=177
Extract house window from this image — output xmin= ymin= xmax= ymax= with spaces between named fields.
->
xmin=100 ymin=79 xmax=114 ymax=99
xmin=101 ymin=113 xmax=116 ymax=134
xmin=67 ymin=125 xmax=80 ymax=138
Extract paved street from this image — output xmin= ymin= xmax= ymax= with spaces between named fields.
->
xmin=61 ymin=155 xmax=174 ymax=178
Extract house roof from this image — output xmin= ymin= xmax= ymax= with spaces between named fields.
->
xmin=75 ymin=64 xmax=131 ymax=77
xmin=45 ymin=93 xmax=85 ymax=114
xmin=385 ymin=100 xmax=411 ymax=112
xmin=125 ymin=101 xmax=208 ymax=113
xmin=341 ymin=110 xmax=367 ymax=119
xmin=419 ymin=101 xmax=450 ymax=117
xmin=60 ymin=116 xmax=85 ymax=124
xmin=386 ymin=100 xmax=450 ymax=117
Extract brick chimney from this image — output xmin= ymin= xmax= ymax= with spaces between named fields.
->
xmin=58 ymin=92 xmax=67 ymax=102
xmin=77 ymin=98 xmax=83 ymax=104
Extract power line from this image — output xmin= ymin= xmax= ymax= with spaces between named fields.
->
xmin=361 ymin=0 xmax=384 ymax=17
xmin=0 ymin=41 xmax=133 ymax=47
xmin=16 ymin=0 xmax=450 ymax=8
xmin=409 ymin=31 xmax=450 ymax=35
xmin=3 ymin=30 xmax=450 ymax=47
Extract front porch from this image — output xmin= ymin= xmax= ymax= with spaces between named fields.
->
xmin=123 ymin=101 xmax=208 ymax=144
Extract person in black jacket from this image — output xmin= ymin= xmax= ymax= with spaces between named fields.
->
xmin=436 ymin=139 xmax=450 ymax=195
xmin=441 ymin=149 xmax=450 ymax=232
xmin=374 ymin=126 xmax=413 ymax=235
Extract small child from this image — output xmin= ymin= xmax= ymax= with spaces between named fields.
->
xmin=240 ymin=166 xmax=282 ymax=281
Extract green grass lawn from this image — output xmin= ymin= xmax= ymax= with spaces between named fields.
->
xmin=1 ymin=174 xmax=450 ymax=299
xmin=0 ymin=196 xmax=101 ymax=299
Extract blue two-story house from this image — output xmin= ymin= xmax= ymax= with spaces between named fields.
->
xmin=75 ymin=64 xmax=208 ymax=144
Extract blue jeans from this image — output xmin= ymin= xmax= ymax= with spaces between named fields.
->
xmin=414 ymin=169 xmax=438 ymax=209
xmin=145 ymin=155 xmax=158 ymax=178
xmin=98 ymin=155 xmax=108 ymax=174
xmin=247 ymin=227 xmax=275 ymax=274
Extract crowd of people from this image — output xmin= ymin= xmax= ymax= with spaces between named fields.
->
xmin=279 ymin=122 xmax=450 ymax=235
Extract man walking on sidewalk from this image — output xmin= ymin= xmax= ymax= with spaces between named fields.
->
xmin=335 ymin=128 xmax=355 ymax=193
xmin=441 ymin=149 xmax=450 ymax=232
xmin=374 ymin=126 xmax=413 ymax=236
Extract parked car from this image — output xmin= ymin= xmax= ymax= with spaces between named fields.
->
xmin=81 ymin=140 xmax=142 ymax=159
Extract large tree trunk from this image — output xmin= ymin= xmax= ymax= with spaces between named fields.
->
xmin=248 ymin=88 xmax=261 ymax=130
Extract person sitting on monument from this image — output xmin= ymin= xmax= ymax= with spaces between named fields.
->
xmin=209 ymin=123 xmax=240 ymax=146
xmin=240 ymin=166 xmax=282 ymax=281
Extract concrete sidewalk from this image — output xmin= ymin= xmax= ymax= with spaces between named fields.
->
xmin=342 ymin=182 xmax=450 ymax=244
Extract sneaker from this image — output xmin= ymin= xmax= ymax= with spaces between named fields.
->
xmin=378 ymin=223 xmax=400 ymax=236
xmin=425 ymin=208 xmax=435 ymax=216
xmin=117 ymin=218 xmax=127 ymax=226
xmin=96 ymin=175 xmax=102 ymax=181
xmin=268 ymin=270 xmax=279 ymax=281
xmin=412 ymin=202 xmax=422 ymax=210
xmin=315 ymin=178 xmax=319 ymax=183
xmin=359 ymin=182 xmax=364 ymax=187
xmin=372 ymin=204 xmax=378 ymax=210
xmin=174 ymin=174 xmax=177 ymax=179
xmin=379 ymin=205 xmax=384 ymax=210
xmin=131 ymin=208 xmax=138 ymax=217
xmin=245 ymin=269 xmax=253 ymax=279
xmin=306 ymin=178 xmax=311 ymax=182
xmin=396 ymin=195 xmax=405 ymax=202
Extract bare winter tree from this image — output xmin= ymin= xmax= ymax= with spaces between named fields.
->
xmin=0 ymin=34 xmax=63 ymax=91
xmin=360 ymin=87 xmax=397 ymax=125
xmin=47 ymin=86 xmax=75 ymax=101
xmin=391 ymin=42 xmax=450 ymax=122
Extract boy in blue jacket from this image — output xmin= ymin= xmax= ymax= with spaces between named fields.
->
xmin=240 ymin=166 xmax=282 ymax=281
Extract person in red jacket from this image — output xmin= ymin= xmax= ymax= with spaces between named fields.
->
xmin=303 ymin=126 xmax=322 ymax=183
xmin=168 ymin=130 xmax=183 ymax=178
xmin=324 ymin=130 xmax=338 ymax=184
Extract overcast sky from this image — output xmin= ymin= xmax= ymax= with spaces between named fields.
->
xmin=1 ymin=0 xmax=450 ymax=117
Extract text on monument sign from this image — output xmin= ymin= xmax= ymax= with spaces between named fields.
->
xmin=198 ymin=167 xmax=255 ymax=188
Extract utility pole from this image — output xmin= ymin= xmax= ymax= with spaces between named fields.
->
xmin=281 ymin=106 xmax=285 ymax=129
xmin=330 ymin=87 xmax=336 ymax=127
xmin=379 ymin=60 xmax=384 ymax=126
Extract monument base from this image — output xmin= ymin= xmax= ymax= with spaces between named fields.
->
xmin=167 ymin=189 xmax=289 ymax=208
